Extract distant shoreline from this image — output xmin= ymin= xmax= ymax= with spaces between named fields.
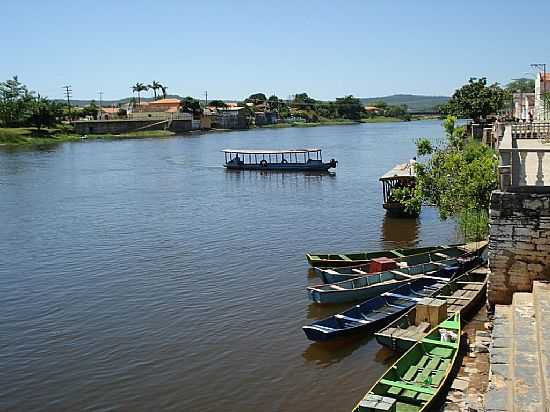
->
xmin=0 ymin=116 xmax=440 ymax=148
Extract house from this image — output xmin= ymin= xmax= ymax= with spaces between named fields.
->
xmin=534 ymin=72 xmax=550 ymax=120
xmin=129 ymin=98 xmax=192 ymax=121
xmin=365 ymin=106 xmax=383 ymax=115
xmin=99 ymin=107 xmax=122 ymax=120
xmin=512 ymin=92 xmax=535 ymax=121
xmin=254 ymin=111 xmax=278 ymax=126
xmin=213 ymin=107 xmax=250 ymax=129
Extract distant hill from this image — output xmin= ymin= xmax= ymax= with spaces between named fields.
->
xmin=360 ymin=94 xmax=449 ymax=113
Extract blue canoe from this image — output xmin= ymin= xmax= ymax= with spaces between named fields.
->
xmin=302 ymin=277 xmax=448 ymax=342
xmin=306 ymin=263 xmax=459 ymax=305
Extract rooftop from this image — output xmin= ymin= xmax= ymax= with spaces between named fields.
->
xmin=148 ymin=98 xmax=182 ymax=105
xmin=380 ymin=162 xmax=416 ymax=180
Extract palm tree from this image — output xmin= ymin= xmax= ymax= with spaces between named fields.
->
xmin=159 ymin=84 xmax=168 ymax=99
xmin=132 ymin=82 xmax=148 ymax=105
xmin=148 ymin=80 xmax=161 ymax=100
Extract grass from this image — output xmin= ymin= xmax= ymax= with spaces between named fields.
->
xmin=0 ymin=127 xmax=175 ymax=147
xmin=360 ymin=116 xmax=404 ymax=123
xmin=0 ymin=127 xmax=81 ymax=146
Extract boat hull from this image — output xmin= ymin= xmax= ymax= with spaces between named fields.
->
xmin=307 ymin=278 xmax=411 ymax=304
xmin=303 ymin=278 xmax=447 ymax=342
xmin=224 ymin=163 xmax=334 ymax=172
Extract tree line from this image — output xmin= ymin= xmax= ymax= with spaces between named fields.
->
xmin=0 ymin=76 xmax=64 ymax=129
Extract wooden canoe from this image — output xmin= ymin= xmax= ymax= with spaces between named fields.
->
xmin=375 ymin=265 xmax=488 ymax=352
xmin=353 ymin=313 xmax=462 ymax=412
xmin=306 ymin=245 xmax=450 ymax=268
xmin=306 ymin=260 xmax=463 ymax=305
xmin=302 ymin=278 xmax=448 ymax=342
xmin=312 ymin=242 xmax=487 ymax=279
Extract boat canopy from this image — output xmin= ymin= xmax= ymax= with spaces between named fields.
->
xmin=222 ymin=148 xmax=322 ymax=154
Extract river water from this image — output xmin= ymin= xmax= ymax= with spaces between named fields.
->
xmin=0 ymin=120 xmax=459 ymax=412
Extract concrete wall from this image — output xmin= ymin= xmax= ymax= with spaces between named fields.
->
xmin=488 ymin=190 xmax=550 ymax=305
xmin=74 ymin=119 xmax=192 ymax=134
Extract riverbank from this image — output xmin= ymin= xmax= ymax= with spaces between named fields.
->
xmin=0 ymin=116 xmax=429 ymax=147
xmin=0 ymin=127 xmax=176 ymax=147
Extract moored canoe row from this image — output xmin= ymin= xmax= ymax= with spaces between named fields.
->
xmin=306 ymin=242 xmax=486 ymax=268
xmin=306 ymin=245 xmax=449 ymax=268
xmin=303 ymin=277 xmax=448 ymax=342
xmin=314 ymin=243 xmax=483 ymax=284
xmin=375 ymin=266 xmax=488 ymax=352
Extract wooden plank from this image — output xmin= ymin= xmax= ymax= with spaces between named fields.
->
xmin=380 ymin=379 xmax=435 ymax=395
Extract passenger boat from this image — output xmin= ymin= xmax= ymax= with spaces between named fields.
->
xmin=302 ymin=278 xmax=448 ymax=342
xmin=375 ymin=265 xmax=488 ymax=352
xmin=306 ymin=243 xmax=470 ymax=268
xmin=222 ymin=148 xmax=337 ymax=172
xmin=314 ymin=243 xmax=485 ymax=283
xmin=306 ymin=257 xmax=472 ymax=305
xmin=352 ymin=313 xmax=461 ymax=412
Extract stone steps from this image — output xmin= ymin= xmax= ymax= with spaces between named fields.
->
xmin=485 ymin=282 xmax=550 ymax=411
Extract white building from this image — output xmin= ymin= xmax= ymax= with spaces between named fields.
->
xmin=534 ymin=72 xmax=550 ymax=121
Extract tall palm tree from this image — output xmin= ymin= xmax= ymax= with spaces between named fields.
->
xmin=159 ymin=84 xmax=168 ymax=99
xmin=148 ymin=80 xmax=162 ymax=100
xmin=132 ymin=82 xmax=148 ymax=105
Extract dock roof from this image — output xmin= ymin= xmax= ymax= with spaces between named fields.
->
xmin=380 ymin=162 xmax=416 ymax=180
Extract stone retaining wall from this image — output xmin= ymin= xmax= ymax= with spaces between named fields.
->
xmin=488 ymin=190 xmax=550 ymax=305
xmin=73 ymin=119 xmax=193 ymax=134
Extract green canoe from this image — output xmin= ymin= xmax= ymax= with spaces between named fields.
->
xmin=306 ymin=245 xmax=451 ymax=268
xmin=352 ymin=313 xmax=461 ymax=412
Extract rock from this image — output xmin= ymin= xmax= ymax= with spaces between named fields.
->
xmin=451 ymin=378 xmax=469 ymax=391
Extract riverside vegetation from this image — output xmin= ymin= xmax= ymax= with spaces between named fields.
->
xmin=395 ymin=77 xmax=508 ymax=240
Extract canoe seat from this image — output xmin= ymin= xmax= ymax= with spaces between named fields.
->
xmin=428 ymin=346 xmax=455 ymax=358
xmin=335 ymin=314 xmax=368 ymax=324
xmin=338 ymin=254 xmax=352 ymax=261
xmin=382 ymin=292 xmax=422 ymax=302
xmin=402 ymin=366 xmax=419 ymax=381
xmin=422 ymin=338 xmax=458 ymax=349
xmin=380 ymin=379 xmax=435 ymax=395
xmin=352 ymin=269 xmax=367 ymax=275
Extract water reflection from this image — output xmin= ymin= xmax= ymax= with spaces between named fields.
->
xmin=306 ymin=302 xmax=353 ymax=320
xmin=380 ymin=213 xmax=419 ymax=247
xmin=302 ymin=335 xmax=374 ymax=366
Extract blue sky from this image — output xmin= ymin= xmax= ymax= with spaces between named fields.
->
xmin=1 ymin=0 xmax=548 ymax=101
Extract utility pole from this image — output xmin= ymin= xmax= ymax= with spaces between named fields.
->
xmin=98 ymin=91 xmax=103 ymax=120
xmin=531 ymin=63 xmax=547 ymax=120
xmin=63 ymin=85 xmax=72 ymax=120
xmin=204 ymin=90 xmax=208 ymax=106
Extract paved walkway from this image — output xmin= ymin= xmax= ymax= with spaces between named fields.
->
xmin=485 ymin=281 xmax=550 ymax=411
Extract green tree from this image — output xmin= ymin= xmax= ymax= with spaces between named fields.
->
xmin=159 ymin=83 xmax=168 ymax=99
xmin=148 ymin=80 xmax=162 ymax=100
xmin=0 ymin=76 xmax=34 ymax=127
xmin=413 ymin=115 xmax=497 ymax=240
xmin=246 ymin=93 xmax=267 ymax=102
xmin=442 ymin=77 xmax=510 ymax=122
xmin=505 ymin=78 xmax=535 ymax=93
xmin=181 ymin=97 xmax=202 ymax=115
xmin=334 ymin=95 xmax=364 ymax=120
xmin=81 ymin=100 xmax=99 ymax=119
xmin=208 ymin=100 xmax=227 ymax=108
xmin=132 ymin=82 xmax=148 ymax=105
xmin=293 ymin=93 xmax=316 ymax=106
xmin=29 ymin=96 xmax=63 ymax=130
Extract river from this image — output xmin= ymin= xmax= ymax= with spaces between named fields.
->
xmin=0 ymin=120 xmax=459 ymax=411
